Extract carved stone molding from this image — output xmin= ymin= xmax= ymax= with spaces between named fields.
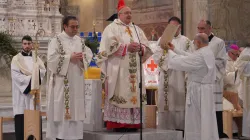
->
xmin=139 ymin=22 xmax=168 ymax=41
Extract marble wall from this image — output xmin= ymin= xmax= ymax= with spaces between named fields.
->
xmin=183 ymin=0 xmax=250 ymax=46
xmin=66 ymin=0 xmax=105 ymax=33
xmin=105 ymin=0 xmax=174 ymax=41
xmin=208 ymin=0 xmax=250 ymax=47
xmin=66 ymin=0 xmax=175 ymax=40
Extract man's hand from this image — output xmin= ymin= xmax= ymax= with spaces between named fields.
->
xmin=70 ymin=52 xmax=83 ymax=63
xmin=128 ymin=42 xmax=140 ymax=53
xmin=167 ymin=42 xmax=175 ymax=50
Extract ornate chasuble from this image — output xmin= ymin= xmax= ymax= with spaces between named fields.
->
xmin=96 ymin=19 xmax=151 ymax=109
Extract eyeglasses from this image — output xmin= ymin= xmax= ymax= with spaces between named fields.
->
xmin=68 ymin=25 xmax=79 ymax=29
xmin=120 ymin=12 xmax=132 ymax=15
xmin=231 ymin=52 xmax=239 ymax=57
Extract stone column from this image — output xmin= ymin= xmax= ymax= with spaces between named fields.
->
xmin=173 ymin=0 xmax=181 ymax=18
xmin=184 ymin=0 xmax=209 ymax=39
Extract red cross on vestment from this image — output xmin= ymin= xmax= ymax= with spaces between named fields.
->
xmin=147 ymin=60 xmax=157 ymax=71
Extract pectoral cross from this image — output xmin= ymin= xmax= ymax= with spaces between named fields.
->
xmin=129 ymin=74 xmax=136 ymax=92
xmin=125 ymin=27 xmax=133 ymax=38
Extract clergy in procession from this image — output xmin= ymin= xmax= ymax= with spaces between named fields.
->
xmin=46 ymin=16 xmax=93 ymax=140
xmin=153 ymin=16 xmax=192 ymax=131
xmin=197 ymin=19 xmax=228 ymax=138
xmin=164 ymin=33 xmax=219 ymax=140
xmin=234 ymin=45 xmax=250 ymax=137
xmin=224 ymin=44 xmax=240 ymax=93
xmin=96 ymin=0 xmax=152 ymax=132
xmin=11 ymin=35 xmax=46 ymax=140
xmin=223 ymin=44 xmax=242 ymax=110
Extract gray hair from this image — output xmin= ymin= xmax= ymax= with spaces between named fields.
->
xmin=195 ymin=34 xmax=209 ymax=45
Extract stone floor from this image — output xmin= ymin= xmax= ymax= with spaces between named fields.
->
xmin=0 ymin=98 xmax=249 ymax=140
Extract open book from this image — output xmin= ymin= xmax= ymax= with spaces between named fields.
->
xmin=159 ymin=24 xmax=179 ymax=50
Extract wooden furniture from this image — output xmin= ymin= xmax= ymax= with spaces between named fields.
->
xmin=0 ymin=111 xmax=46 ymax=140
xmin=24 ymin=110 xmax=41 ymax=140
xmin=145 ymin=105 xmax=157 ymax=128
xmin=0 ymin=117 xmax=14 ymax=140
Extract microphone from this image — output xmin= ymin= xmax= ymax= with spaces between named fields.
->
xmin=132 ymin=22 xmax=142 ymax=53
xmin=132 ymin=22 xmax=143 ymax=140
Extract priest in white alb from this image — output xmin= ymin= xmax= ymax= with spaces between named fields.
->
xmin=11 ymin=35 xmax=46 ymax=140
xmin=234 ymin=45 xmax=250 ymax=137
xmin=46 ymin=16 xmax=93 ymax=140
xmin=153 ymin=16 xmax=192 ymax=131
xmin=224 ymin=44 xmax=240 ymax=93
xmin=223 ymin=44 xmax=242 ymax=110
xmin=197 ymin=19 xmax=227 ymax=138
xmin=163 ymin=33 xmax=219 ymax=140
xmin=96 ymin=0 xmax=152 ymax=132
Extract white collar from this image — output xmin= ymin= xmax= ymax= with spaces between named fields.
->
xmin=62 ymin=31 xmax=76 ymax=40
xmin=174 ymin=34 xmax=181 ymax=39
xmin=114 ymin=19 xmax=133 ymax=27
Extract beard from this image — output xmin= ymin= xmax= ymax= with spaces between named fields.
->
xmin=23 ymin=48 xmax=31 ymax=53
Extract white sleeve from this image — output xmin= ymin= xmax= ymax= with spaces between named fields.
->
xmin=174 ymin=48 xmax=192 ymax=56
xmin=11 ymin=63 xmax=31 ymax=93
xmin=215 ymin=41 xmax=227 ymax=80
xmin=168 ymin=50 xmax=203 ymax=73
xmin=243 ymin=62 xmax=250 ymax=76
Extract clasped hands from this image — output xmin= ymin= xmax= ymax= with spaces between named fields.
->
xmin=161 ymin=42 xmax=175 ymax=51
xmin=127 ymin=42 xmax=142 ymax=53
xmin=70 ymin=52 xmax=84 ymax=64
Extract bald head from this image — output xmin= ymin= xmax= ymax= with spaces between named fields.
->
xmin=193 ymin=33 xmax=209 ymax=50
xmin=195 ymin=33 xmax=209 ymax=44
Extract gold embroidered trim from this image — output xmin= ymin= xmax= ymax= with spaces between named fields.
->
xmin=110 ymin=95 xmax=127 ymax=104
xmin=126 ymin=26 xmax=138 ymax=94
xmin=129 ymin=53 xmax=137 ymax=93
xmin=81 ymin=39 xmax=90 ymax=66
xmin=163 ymin=71 xmax=169 ymax=110
xmin=56 ymin=37 xmax=65 ymax=74
xmin=130 ymin=96 xmax=137 ymax=104
xmin=158 ymin=50 xmax=169 ymax=110
xmin=186 ymin=39 xmax=190 ymax=50
xmin=159 ymin=50 xmax=167 ymax=68
xmin=56 ymin=36 xmax=71 ymax=120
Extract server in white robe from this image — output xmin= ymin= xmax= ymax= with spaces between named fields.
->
xmin=164 ymin=33 xmax=218 ymax=140
xmin=11 ymin=35 xmax=46 ymax=140
xmin=153 ymin=16 xmax=192 ymax=130
xmin=235 ymin=46 xmax=250 ymax=137
xmin=197 ymin=19 xmax=227 ymax=138
xmin=46 ymin=16 xmax=93 ymax=140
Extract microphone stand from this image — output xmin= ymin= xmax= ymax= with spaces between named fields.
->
xmin=132 ymin=22 xmax=143 ymax=140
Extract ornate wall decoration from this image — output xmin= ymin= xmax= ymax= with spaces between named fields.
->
xmin=139 ymin=23 xmax=168 ymax=41
xmin=0 ymin=0 xmax=62 ymax=37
